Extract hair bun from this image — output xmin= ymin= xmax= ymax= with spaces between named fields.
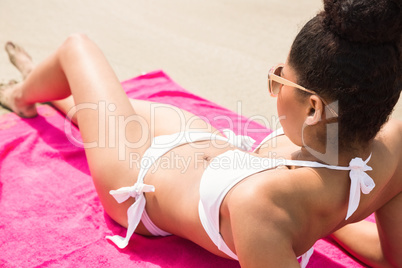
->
xmin=323 ymin=0 xmax=402 ymax=44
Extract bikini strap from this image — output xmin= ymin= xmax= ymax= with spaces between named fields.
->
xmin=299 ymin=247 xmax=314 ymax=268
xmin=280 ymin=154 xmax=375 ymax=220
xmin=253 ymin=128 xmax=284 ymax=152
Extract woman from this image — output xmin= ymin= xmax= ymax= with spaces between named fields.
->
xmin=1 ymin=0 xmax=401 ymax=267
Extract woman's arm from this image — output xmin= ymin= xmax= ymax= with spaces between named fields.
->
xmin=229 ymin=171 xmax=306 ymax=267
xmin=232 ymin=202 xmax=302 ymax=268
xmin=331 ymin=221 xmax=391 ymax=267
xmin=375 ymin=192 xmax=402 ymax=267
xmin=332 ymin=192 xmax=402 ymax=267
xmin=332 ymin=120 xmax=402 ymax=267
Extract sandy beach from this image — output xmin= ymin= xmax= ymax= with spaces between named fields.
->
xmin=1 ymin=0 xmax=401 ymax=125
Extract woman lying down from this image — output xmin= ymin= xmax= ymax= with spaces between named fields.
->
xmin=0 ymin=0 xmax=401 ymax=267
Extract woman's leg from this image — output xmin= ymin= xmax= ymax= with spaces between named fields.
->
xmin=51 ymin=96 xmax=79 ymax=125
xmin=2 ymin=35 xmax=224 ymax=231
xmin=3 ymin=42 xmax=217 ymax=137
xmin=50 ymin=96 xmax=222 ymax=137
xmin=3 ymin=41 xmax=221 ymax=138
xmin=1 ymin=34 xmax=153 ymax=227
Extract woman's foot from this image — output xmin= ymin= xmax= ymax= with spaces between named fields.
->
xmin=5 ymin=42 xmax=34 ymax=80
xmin=0 ymin=81 xmax=37 ymax=118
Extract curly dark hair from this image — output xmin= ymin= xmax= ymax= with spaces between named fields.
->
xmin=288 ymin=0 xmax=402 ymax=148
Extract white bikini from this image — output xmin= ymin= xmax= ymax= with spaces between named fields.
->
xmin=106 ymin=129 xmax=255 ymax=247
xmin=106 ymin=128 xmax=375 ymax=268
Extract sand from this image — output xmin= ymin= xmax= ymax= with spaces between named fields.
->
xmin=0 ymin=0 xmax=401 ymax=125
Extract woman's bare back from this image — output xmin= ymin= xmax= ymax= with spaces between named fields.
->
xmin=221 ymin=119 xmax=402 ymax=265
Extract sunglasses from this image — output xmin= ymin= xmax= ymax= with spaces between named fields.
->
xmin=268 ymin=64 xmax=338 ymax=117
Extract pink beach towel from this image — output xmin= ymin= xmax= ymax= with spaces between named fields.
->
xmin=0 ymin=70 xmax=370 ymax=267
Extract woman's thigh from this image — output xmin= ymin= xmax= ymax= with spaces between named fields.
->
xmin=52 ymin=91 xmax=221 ymax=228
xmin=128 ymin=99 xmax=221 ymax=137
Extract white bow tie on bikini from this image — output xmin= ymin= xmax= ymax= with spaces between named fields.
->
xmin=107 ymin=182 xmax=155 ymax=248
xmin=345 ymin=154 xmax=375 ymax=220
xmin=109 ymin=183 xmax=155 ymax=204
xmin=222 ymin=129 xmax=256 ymax=151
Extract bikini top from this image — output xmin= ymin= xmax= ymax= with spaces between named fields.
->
xmin=198 ymin=128 xmax=375 ymax=266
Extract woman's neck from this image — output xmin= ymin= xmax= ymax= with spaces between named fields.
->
xmin=298 ymin=140 xmax=372 ymax=166
xmin=298 ymin=121 xmax=373 ymax=165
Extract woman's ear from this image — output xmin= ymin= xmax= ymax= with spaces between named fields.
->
xmin=305 ymin=95 xmax=324 ymax=126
